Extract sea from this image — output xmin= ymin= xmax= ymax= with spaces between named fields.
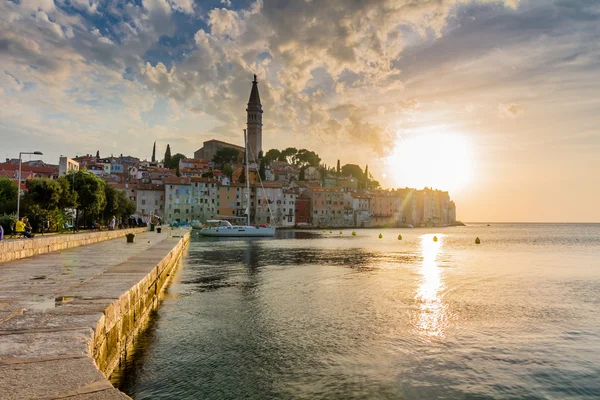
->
xmin=111 ymin=224 xmax=600 ymax=399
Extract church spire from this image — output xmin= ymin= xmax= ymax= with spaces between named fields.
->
xmin=246 ymin=74 xmax=263 ymax=163
xmin=151 ymin=141 xmax=156 ymax=163
xmin=248 ymin=74 xmax=261 ymax=108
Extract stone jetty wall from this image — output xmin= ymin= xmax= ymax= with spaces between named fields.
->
xmin=0 ymin=228 xmax=147 ymax=263
xmin=94 ymin=232 xmax=190 ymax=378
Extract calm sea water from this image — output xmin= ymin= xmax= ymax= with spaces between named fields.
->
xmin=112 ymin=224 xmax=600 ymax=399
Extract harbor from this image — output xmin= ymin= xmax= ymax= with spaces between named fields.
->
xmin=0 ymin=228 xmax=190 ymax=400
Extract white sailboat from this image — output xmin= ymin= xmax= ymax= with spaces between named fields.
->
xmin=199 ymin=129 xmax=276 ymax=238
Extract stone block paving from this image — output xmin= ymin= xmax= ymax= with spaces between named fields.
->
xmin=0 ymin=228 xmax=188 ymax=400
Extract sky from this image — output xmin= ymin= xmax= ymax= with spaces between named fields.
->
xmin=1 ymin=0 xmax=599 ymax=222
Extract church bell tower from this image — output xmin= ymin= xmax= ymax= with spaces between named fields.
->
xmin=246 ymin=74 xmax=263 ymax=164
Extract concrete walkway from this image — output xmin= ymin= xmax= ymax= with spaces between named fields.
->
xmin=0 ymin=229 xmax=189 ymax=400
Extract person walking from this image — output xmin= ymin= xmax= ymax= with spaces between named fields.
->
xmin=109 ymin=216 xmax=117 ymax=230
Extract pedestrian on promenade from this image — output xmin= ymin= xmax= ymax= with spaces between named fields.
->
xmin=0 ymin=224 xmax=4 ymax=241
xmin=109 ymin=216 xmax=116 ymax=230
xmin=24 ymin=217 xmax=34 ymax=238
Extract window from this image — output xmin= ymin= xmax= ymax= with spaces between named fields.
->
xmin=141 ymin=199 xmax=146 ymax=205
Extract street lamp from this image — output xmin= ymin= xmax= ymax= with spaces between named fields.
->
xmin=16 ymin=151 xmax=43 ymax=219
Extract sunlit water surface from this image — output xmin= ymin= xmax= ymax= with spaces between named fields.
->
xmin=113 ymin=224 xmax=600 ymax=399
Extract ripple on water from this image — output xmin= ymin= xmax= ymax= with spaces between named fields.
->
xmin=114 ymin=225 xmax=600 ymax=400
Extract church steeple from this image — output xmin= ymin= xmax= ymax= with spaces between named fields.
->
xmin=248 ymin=74 xmax=261 ymax=107
xmin=246 ymin=74 xmax=263 ymax=163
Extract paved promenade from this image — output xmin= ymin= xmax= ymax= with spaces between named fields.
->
xmin=0 ymin=229 xmax=189 ymax=400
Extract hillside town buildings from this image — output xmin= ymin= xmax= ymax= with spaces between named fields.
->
xmin=2 ymin=75 xmax=458 ymax=227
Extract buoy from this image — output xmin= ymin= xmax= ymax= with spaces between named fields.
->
xmin=398 ymin=234 xmax=402 ymax=240
xmin=352 ymin=231 xmax=356 ymax=236
xmin=378 ymin=233 xmax=383 ymax=239
xmin=433 ymin=236 xmax=438 ymax=242
xmin=329 ymin=230 xmax=332 ymax=233
xmin=475 ymin=237 xmax=481 ymax=244
xmin=339 ymin=231 xmax=342 ymax=234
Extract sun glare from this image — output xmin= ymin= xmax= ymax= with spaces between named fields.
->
xmin=384 ymin=130 xmax=474 ymax=192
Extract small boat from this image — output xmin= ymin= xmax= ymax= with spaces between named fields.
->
xmin=199 ymin=220 xmax=275 ymax=237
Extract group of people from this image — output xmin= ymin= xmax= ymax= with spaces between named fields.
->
xmin=9 ymin=217 xmax=34 ymax=239
xmin=91 ymin=215 xmax=156 ymax=231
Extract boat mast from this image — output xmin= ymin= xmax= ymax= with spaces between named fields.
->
xmin=244 ymin=129 xmax=250 ymax=226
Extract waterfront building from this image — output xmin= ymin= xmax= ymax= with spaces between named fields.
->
xmin=215 ymin=182 xmax=244 ymax=218
xmin=448 ymin=201 xmax=457 ymax=225
xmin=370 ymin=191 xmax=396 ymax=227
xmin=136 ymin=184 xmax=165 ymax=219
xmin=416 ymin=188 xmax=444 ymax=226
xmin=246 ymin=75 xmax=263 ymax=163
xmin=189 ymin=177 xmax=218 ymax=222
xmin=307 ymin=187 xmax=345 ymax=227
xmin=254 ymin=181 xmax=285 ymax=225
xmin=295 ymin=194 xmax=312 ymax=226
xmin=58 ymin=157 xmax=79 ymax=176
xmin=164 ymin=177 xmax=192 ymax=223
xmin=281 ymin=189 xmax=296 ymax=227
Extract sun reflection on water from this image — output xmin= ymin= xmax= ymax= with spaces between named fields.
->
xmin=415 ymin=234 xmax=448 ymax=338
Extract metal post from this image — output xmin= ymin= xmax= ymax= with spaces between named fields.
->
xmin=16 ymin=153 xmax=22 ymax=219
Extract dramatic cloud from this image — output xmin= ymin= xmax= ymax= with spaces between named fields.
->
xmin=2 ymin=0 xmax=600 ymax=221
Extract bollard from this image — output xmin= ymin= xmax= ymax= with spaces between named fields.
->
xmin=126 ymin=233 xmax=135 ymax=243
xmin=475 ymin=237 xmax=481 ymax=244
xmin=378 ymin=233 xmax=383 ymax=239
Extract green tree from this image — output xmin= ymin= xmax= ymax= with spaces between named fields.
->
xmin=72 ymin=171 xmax=106 ymax=226
xmin=296 ymin=149 xmax=321 ymax=168
xmin=264 ymin=149 xmax=281 ymax=163
xmin=22 ymin=178 xmax=71 ymax=231
xmin=169 ymin=153 xmax=186 ymax=170
xmin=0 ymin=177 xmax=18 ymax=214
xmin=223 ymin=164 xmax=234 ymax=179
xmin=213 ymin=147 xmax=240 ymax=167
xmin=364 ymin=165 xmax=369 ymax=189
xmin=56 ymin=176 xmax=77 ymax=210
xmin=299 ymin=166 xmax=306 ymax=181
xmin=279 ymin=147 xmax=298 ymax=164
xmin=341 ymin=164 xmax=364 ymax=180
xmin=23 ymin=178 xmax=64 ymax=212
xmin=164 ymin=144 xmax=172 ymax=167
xmin=259 ymin=158 xmax=266 ymax=180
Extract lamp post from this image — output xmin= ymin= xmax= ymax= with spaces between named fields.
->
xmin=16 ymin=151 xmax=43 ymax=219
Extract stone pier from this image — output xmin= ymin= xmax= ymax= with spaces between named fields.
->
xmin=0 ymin=228 xmax=191 ymax=399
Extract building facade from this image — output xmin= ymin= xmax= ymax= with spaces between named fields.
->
xmin=58 ymin=157 xmax=79 ymax=176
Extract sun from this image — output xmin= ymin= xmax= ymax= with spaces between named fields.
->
xmin=384 ymin=129 xmax=474 ymax=193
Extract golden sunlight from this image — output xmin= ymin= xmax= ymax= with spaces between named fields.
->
xmin=385 ymin=130 xmax=474 ymax=193
xmin=415 ymin=234 xmax=448 ymax=338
